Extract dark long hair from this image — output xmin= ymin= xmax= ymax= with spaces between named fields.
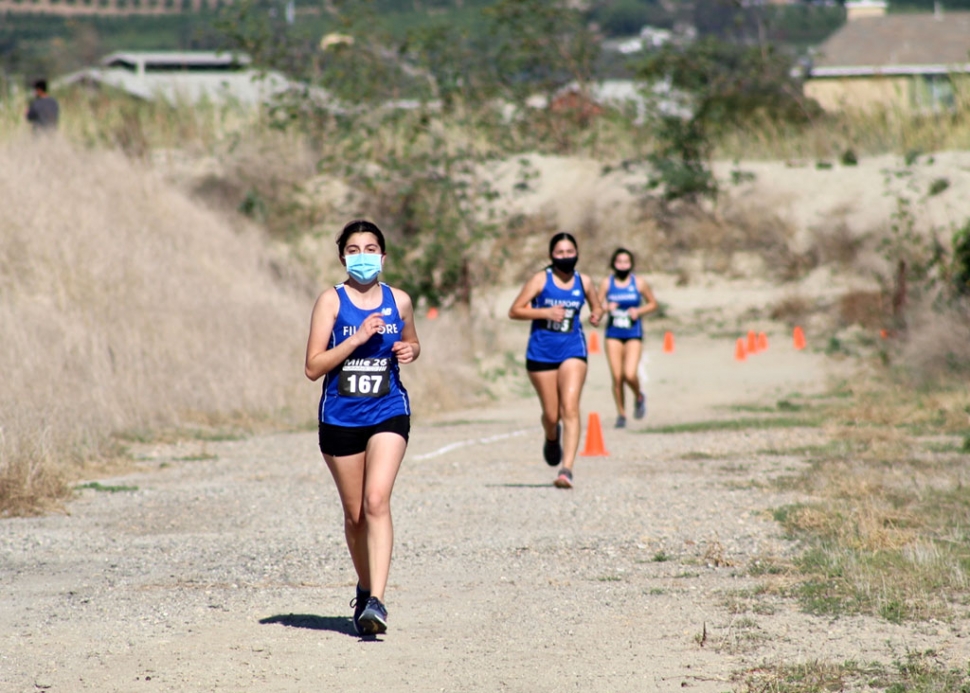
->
xmin=548 ymin=232 xmax=578 ymax=257
xmin=336 ymin=220 xmax=385 ymax=256
xmin=610 ymin=247 xmax=634 ymax=270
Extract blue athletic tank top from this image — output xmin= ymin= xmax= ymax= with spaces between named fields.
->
xmin=526 ymin=269 xmax=588 ymax=364
xmin=604 ymin=273 xmax=643 ymax=340
xmin=319 ymin=283 xmax=410 ymax=427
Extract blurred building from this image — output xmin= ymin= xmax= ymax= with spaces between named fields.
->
xmin=56 ymin=51 xmax=332 ymax=107
xmin=0 ymin=0 xmax=223 ymax=15
xmin=805 ymin=1 xmax=970 ymax=113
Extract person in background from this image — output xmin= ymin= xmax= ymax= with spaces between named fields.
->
xmin=598 ymin=248 xmax=658 ymax=428
xmin=509 ymin=232 xmax=603 ymax=489
xmin=26 ymin=80 xmax=59 ymax=132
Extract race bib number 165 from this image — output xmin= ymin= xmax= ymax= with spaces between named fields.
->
xmin=338 ymin=358 xmax=391 ymax=398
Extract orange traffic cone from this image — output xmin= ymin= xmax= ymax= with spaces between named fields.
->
xmin=580 ymin=412 xmax=609 ymax=457
xmin=588 ymin=331 xmax=601 ymax=354
xmin=735 ymin=337 xmax=747 ymax=362
xmin=793 ymin=326 xmax=806 ymax=351
xmin=662 ymin=331 xmax=675 ymax=353
xmin=746 ymin=330 xmax=758 ymax=354
xmin=757 ymin=332 xmax=768 ymax=351
xmin=427 ymin=307 xmax=439 ymax=320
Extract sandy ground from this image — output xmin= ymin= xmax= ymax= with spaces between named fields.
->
xmin=3 ymin=328 xmax=967 ymax=693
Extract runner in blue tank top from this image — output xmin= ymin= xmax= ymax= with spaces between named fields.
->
xmin=596 ymin=248 xmax=658 ymax=429
xmin=509 ymin=233 xmax=603 ymax=489
xmin=305 ymin=220 xmax=421 ymax=637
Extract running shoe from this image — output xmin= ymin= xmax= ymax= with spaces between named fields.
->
xmin=615 ymin=415 xmax=627 ymax=429
xmin=634 ymin=392 xmax=647 ymax=420
xmin=357 ymin=596 xmax=388 ymax=635
xmin=554 ymin=467 xmax=573 ymax=489
xmin=350 ymin=584 xmax=371 ymax=635
xmin=543 ymin=423 xmax=562 ymax=467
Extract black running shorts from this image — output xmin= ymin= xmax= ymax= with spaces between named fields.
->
xmin=318 ymin=415 xmax=411 ymax=457
xmin=526 ymin=356 xmax=588 ymax=372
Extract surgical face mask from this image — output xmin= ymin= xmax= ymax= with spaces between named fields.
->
xmin=613 ymin=267 xmax=631 ymax=280
xmin=551 ymin=256 xmax=578 ymax=274
xmin=345 ymin=253 xmax=383 ymax=283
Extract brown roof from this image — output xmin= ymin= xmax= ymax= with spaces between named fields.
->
xmin=812 ymin=12 xmax=970 ymax=74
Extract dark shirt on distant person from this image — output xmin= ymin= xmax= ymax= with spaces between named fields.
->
xmin=27 ymin=95 xmax=59 ymax=131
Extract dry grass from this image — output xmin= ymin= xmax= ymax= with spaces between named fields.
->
xmin=897 ymin=298 xmax=970 ymax=384
xmin=717 ymin=87 xmax=970 ymax=162
xmin=763 ymin=375 xmax=970 ymax=623
xmin=0 ymin=136 xmax=513 ymax=515
xmin=0 ymin=137 xmax=319 ymax=515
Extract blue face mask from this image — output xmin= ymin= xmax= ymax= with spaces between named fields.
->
xmin=345 ymin=253 xmax=383 ymax=283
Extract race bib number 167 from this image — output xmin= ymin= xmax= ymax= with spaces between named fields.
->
xmin=339 ymin=358 xmax=391 ymax=398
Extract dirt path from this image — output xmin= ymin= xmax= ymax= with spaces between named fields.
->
xmin=1 ymin=335 xmax=963 ymax=692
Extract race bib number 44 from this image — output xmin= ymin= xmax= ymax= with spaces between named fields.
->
xmin=338 ymin=358 xmax=391 ymax=398
xmin=611 ymin=310 xmax=633 ymax=330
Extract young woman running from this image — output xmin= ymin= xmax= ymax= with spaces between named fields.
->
xmin=304 ymin=220 xmax=420 ymax=636
xmin=598 ymin=247 xmax=658 ymax=429
xmin=509 ymin=232 xmax=603 ymax=489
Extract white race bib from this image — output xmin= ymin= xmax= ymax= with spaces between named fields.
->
xmin=338 ymin=358 xmax=391 ymax=398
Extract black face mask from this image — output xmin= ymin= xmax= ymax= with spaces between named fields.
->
xmin=551 ymin=256 xmax=578 ymax=274
xmin=613 ymin=268 xmax=631 ymax=280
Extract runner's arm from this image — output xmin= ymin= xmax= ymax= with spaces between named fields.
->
xmin=598 ymin=277 xmax=612 ymax=312
xmin=508 ymin=272 xmax=561 ymax=322
xmin=583 ymin=274 xmax=604 ymax=327
xmin=634 ymin=276 xmax=659 ymax=318
xmin=391 ymin=288 xmax=421 ymax=365
xmin=304 ymin=289 xmax=374 ymax=381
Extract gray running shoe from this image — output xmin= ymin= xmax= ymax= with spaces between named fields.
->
xmin=634 ymin=392 xmax=647 ymax=420
xmin=543 ymin=423 xmax=562 ymax=467
xmin=553 ymin=467 xmax=573 ymax=489
xmin=350 ymin=584 xmax=370 ymax=635
xmin=615 ymin=415 xmax=627 ymax=429
xmin=357 ymin=596 xmax=388 ymax=635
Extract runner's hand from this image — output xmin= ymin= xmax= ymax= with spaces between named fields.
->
xmin=354 ymin=313 xmax=385 ymax=346
xmin=589 ymin=312 xmax=601 ymax=327
xmin=546 ymin=305 xmax=566 ymax=322
xmin=627 ymin=307 xmax=639 ymax=319
xmin=392 ymin=341 xmax=416 ymax=364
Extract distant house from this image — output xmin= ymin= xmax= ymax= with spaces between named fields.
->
xmin=805 ymin=1 xmax=970 ymax=113
xmin=0 ymin=0 xmax=224 ymax=16
xmin=56 ymin=51 xmax=333 ymax=108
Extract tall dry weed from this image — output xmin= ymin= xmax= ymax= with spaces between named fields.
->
xmin=0 ymin=137 xmax=319 ymax=513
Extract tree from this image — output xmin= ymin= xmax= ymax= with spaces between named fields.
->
xmin=637 ymin=37 xmax=820 ymax=203
xmin=485 ymin=0 xmax=600 ymax=104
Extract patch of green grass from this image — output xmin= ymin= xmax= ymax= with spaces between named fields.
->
xmin=173 ymin=453 xmax=218 ymax=462
xmin=680 ymin=451 xmax=716 ymax=460
xmin=427 ymin=418 xmax=506 ymax=427
xmin=643 ymin=417 xmax=819 ymax=434
xmin=74 ymin=481 xmax=138 ymax=493
xmin=186 ymin=430 xmax=246 ymax=442
xmin=758 ymin=441 xmax=853 ymax=458
xmin=748 ymin=558 xmax=788 ymax=577
xmin=653 ymin=550 xmax=671 ymax=562
xmin=597 ymin=575 xmax=623 ymax=582
xmin=728 ymin=404 xmax=777 ymax=413
xmin=772 ymin=491 xmax=970 ymax=622
xmin=921 ymin=440 xmax=963 ymax=454
xmin=736 ymin=651 xmax=970 ymax=693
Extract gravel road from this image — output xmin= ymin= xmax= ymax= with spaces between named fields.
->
xmin=2 ymin=335 xmax=964 ymax=692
